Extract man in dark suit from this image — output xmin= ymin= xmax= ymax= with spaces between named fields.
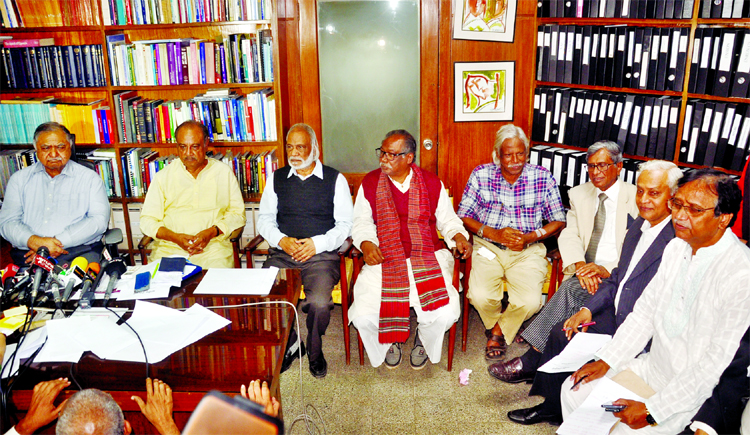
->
xmin=503 ymin=160 xmax=682 ymax=426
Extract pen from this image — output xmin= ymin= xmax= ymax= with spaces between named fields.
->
xmin=151 ymin=262 xmax=159 ymax=279
xmin=562 ymin=321 xmax=597 ymax=331
xmin=570 ymin=375 xmax=588 ymax=390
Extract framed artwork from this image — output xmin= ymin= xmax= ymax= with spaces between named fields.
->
xmin=455 ymin=61 xmax=515 ymax=122
xmin=453 ymin=0 xmax=517 ymax=42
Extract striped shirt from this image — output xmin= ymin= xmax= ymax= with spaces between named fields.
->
xmin=457 ymin=163 xmax=566 ymax=233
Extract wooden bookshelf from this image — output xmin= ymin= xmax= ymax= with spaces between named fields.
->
xmin=531 ymin=0 xmax=750 ymax=180
xmin=0 ymin=1 xmax=285 ymax=260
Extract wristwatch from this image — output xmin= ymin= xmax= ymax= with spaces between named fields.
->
xmin=645 ymin=409 xmax=657 ymax=427
xmin=477 ymin=224 xmax=486 ymax=239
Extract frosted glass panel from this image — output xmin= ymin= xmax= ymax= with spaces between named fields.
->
xmin=318 ymin=0 xmax=419 ymax=173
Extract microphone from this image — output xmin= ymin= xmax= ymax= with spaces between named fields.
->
xmin=78 ymin=262 xmax=100 ymax=309
xmin=29 ymin=247 xmax=53 ymax=302
xmin=102 ymin=258 xmax=127 ymax=307
xmin=60 ymin=256 xmax=89 ymax=304
xmin=1 ymin=264 xmax=19 ymax=289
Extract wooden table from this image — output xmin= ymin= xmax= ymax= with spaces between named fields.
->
xmin=5 ymin=268 xmax=301 ymax=434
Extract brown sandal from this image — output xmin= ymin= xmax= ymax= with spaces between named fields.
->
xmin=484 ymin=334 xmax=507 ymax=362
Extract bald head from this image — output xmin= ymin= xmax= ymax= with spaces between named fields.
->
xmin=56 ymin=389 xmax=129 ymax=435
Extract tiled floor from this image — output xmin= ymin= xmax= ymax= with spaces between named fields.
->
xmin=279 ymin=305 xmax=559 ymax=435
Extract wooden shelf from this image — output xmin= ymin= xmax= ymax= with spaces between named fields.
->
xmin=105 ymin=20 xmax=271 ymax=31
xmin=0 ymin=25 xmax=101 ymax=32
xmin=538 ymin=18 xmax=692 ymax=27
xmin=696 ymin=19 xmax=750 ymax=25
xmin=109 ymin=83 xmax=273 ymax=91
xmin=535 ymin=81 xmax=683 ymax=97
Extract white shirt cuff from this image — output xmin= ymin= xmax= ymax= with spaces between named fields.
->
xmin=690 ymin=421 xmax=718 ymax=435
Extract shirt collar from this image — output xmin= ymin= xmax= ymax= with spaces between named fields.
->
xmin=287 ymin=160 xmax=323 ymax=180
xmin=597 ymin=178 xmax=620 ymax=202
xmin=640 ymin=215 xmax=672 ymax=236
xmin=176 ymin=158 xmax=213 ymax=178
xmin=31 ymin=160 xmax=74 ymax=178
xmin=388 ymin=168 xmax=413 ymax=191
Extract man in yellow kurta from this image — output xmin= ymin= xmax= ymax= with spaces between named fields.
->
xmin=140 ymin=120 xmax=245 ymax=268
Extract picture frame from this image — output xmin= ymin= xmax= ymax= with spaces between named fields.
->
xmin=454 ymin=61 xmax=515 ymax=122
xmin=452 ymin=0 xmax=517 ymax=42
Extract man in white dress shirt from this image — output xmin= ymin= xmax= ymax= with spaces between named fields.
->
xmin=348 ymin=130 xmax=471 ymax=370
xmin=257 ymin=123 xmax=353 ymax=378
xmin=562 ymin=168 xmax=750 ymax=434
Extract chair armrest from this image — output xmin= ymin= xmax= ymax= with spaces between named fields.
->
xmin=138 ymin=236 xmax=153 ymax=250
xmin=244 ymin=234 xmax=265 ymax=254
xmin=228 ymin=226 xmax=244 ymax=243
xmin=338 ymin=237 xmax=353 ymax=257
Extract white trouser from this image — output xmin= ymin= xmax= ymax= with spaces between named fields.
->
xmin=742 ymin=399 xmax=750 ymax=435
xmin=348 ymin=249 xmax=460 ymax=367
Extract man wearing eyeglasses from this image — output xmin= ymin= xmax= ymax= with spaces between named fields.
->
xmin=457 ymin=124 xmax=567 ymax=363
xmin=140 ymin=120 xmax=245 ymax=268
xmin=257 ymin=123 xmax=353 ymax=378
xmin=348 ymin=130 xmax=471 ymax=370
xmin=561 ymin=168 xmax=750 ymax=435
xmin=0 ymin=122 xmax=110 ymax=267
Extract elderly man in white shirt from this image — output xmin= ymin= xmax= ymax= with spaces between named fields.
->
xmin=348 ymin=130 xmax=471 ymax=370
xmin=257 ymin=123 xmax=353 ymax=379
xmin=562 ymin=168 xmax=750 ymax=434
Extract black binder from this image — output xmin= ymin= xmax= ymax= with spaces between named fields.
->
xmin=687 ymin=27 xmax=703 ymax=93
xmin=715 ymin=104 xmax=738 ymax=168
xmin=704 ymin=102 xmax=727 ymax=167
xmin=613 ymin=27 xmax=628 ymax=88
xmin=655 ymin=28 xmax=670 ymax=91
xmin=730 ymin=105 xmax=750 ymax=172
xmin=730 ymin=30 xmax=750 ymax=98
xmin=572 ymin=27 xmax=583 ymax=85
xmin=713 ymin=29 xmax=739 ymax=98
xmin=672 ymin=28 xmax=689 ymax=92
xmin=694 ymin=27 xmax=714 ymax=95
xmin=636 ymin=96 xmax=654 ymax=156
xmin=625 ymin=95 xmax=644 ymax=155
xmin=663 ymin=98 xmax=681 ymax=161
xmin=581 ymin=26 xmax=593 ymax=85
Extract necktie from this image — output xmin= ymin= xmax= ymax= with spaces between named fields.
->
xmin=584 ymin=193 xmax=608 ymax=264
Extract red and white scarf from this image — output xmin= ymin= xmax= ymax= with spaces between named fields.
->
xmin=376 ymin=166 xmax=449 ymax=343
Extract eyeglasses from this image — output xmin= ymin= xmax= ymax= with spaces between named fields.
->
xmin=375 ymin=147 xmax=407 ymax=161
xmin=586 ymin=162 xmax=615 ymax=172
xmin=669 ymin=198 xmax=717 ymax=217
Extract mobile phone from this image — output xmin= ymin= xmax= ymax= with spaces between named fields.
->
xmin=134 ymin=272 xmax=150 ymax=293
xmin=182 ymin=390 xmax=283 ymax=435
xmin=601 ymin=401 xmax=626 ymax=412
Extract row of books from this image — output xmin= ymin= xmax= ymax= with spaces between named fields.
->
xmin=2 ymin=42 xmax=106 ymax=90
xmin=530 ymin=145 xmax=643 ymax=192
xmin=106 ymin=31 xmax=273 ymax=87
xmin=681 ymin=100 xmax=750 ymax=171
xmin=536 ymin=25 xmax=689 ymax=92
xmin=687 ymin=27 xmax=750 ymax=99
xmin=0 ymin=0 xmax=100 ymax=28
xmin=112 ymin=88 xmax=277 ymax=144
xmin=533 ymin=87 xmax=682 ymax=161
xmin=215 ymin=148 xmax=277 ymax=195
xmin=78 ymin=148 xmax=123 ymax=198
xmin=119 ymin=147 xmax=277 ymax=198
xmin=101 ymin=0 xmax=272 ymax=26
xmin=699 ymin=0 xmax=750 ymax=18
xmin=0 ymin=149 xmax=36 ymax=198
xmin=537 ymin=0 xmax=695 ymax=19
xmin=0 ymin=97 xmax=113 ymax=145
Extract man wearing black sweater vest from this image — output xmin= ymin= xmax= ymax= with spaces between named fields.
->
xmin=257 ymin=123 xmax=353 ymax=379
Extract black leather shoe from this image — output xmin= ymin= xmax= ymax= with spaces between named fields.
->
xmin=488 ymin=357 xmax=535 ymax=383
xmin=507 ymin=404 xmax=562 ymax=426
xmin=309 ymin=354 xmax=327 ymax=378
xmin=280 ymin=340 xmax=306 ymax=374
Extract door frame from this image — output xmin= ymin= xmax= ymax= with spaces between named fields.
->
xmin=296 ymin=0 xmax=440 ymax=177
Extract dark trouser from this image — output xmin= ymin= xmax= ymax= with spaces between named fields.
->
xmin=11 ymin=241 xmax=104 ymax=269
xmin=526 ymin=305 xmax=617 ymax=418
xmin=264 ymin=248 xmax=340 ymax=361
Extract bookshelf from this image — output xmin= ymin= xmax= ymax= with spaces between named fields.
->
xmin=531 ymin=0 xmax=750 ymax=195
xmin=0 ymin=0 xmax=284 ymax=261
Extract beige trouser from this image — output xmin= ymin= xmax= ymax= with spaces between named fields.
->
xmin=467 ymin=237 xmax=547 ymax=344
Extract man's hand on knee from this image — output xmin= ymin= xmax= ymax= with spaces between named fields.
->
xmin=291 ymin=238 xmax=316 ymax=263
xmin=564 ymin=308 xmax=593 ymax=340
xmin=361 ymin=241 xmax=384 ymax=266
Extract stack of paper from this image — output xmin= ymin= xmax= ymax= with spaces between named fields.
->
xmin=2 ymin=301 xmax=230 ymax=373
xmin=539 ymin=332 xmax=613 ymax=373
xmin=557 ymin=377 xmax=645 ymax=435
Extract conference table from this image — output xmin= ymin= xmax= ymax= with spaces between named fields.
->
xmin=6 ymin=268 xmax=301 ymax=434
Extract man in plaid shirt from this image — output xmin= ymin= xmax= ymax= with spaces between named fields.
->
xmin=457 ymin=124 xmax=566 ymax=362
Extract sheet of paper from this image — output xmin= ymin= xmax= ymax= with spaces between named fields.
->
xmin=34 ymin=318 xmax=87 ymax=363
xmin=539 ymin=332 xmax=612 ymax=373
xmin=194 ymin=267 xmax=279 ymax=295
xmin=557 ymin=376 xmax=645 ymax=435
xmin=1 ymin=327 xmax=47 ymax=379
xmin=477 ymin=246 xmax=497 ymax=260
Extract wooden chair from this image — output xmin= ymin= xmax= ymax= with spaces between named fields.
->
xmin=243 ymin=235 xmax=355 ymax=361
xmin=137 ymin=226 xmax=245 ymax=268
xmin=460 ymin=230 xmax=564 ymax=352
xmin=345 ymin=241 xmax=462 ymax=371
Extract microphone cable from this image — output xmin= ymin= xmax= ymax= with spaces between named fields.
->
xmin=105 ymin=307 xmax=150 ymax=380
